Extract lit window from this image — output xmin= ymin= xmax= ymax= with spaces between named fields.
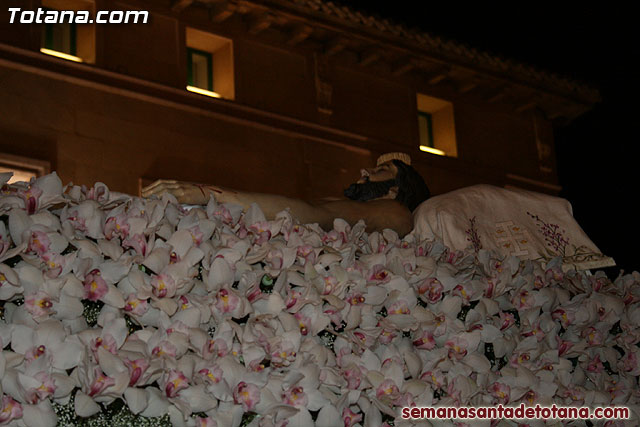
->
xmin=418 ymin=111 xmax=434 ymax=149
xmin=187 ymin=48 xmax=213 ymax=92
xmin=0 ymin=167 xmax=38 ymax=184
xmin=42 ymin=10 xmax=77 ymax=57
xmin=40 ymin=0 xmax=95 ymax=63
xmin=416 ymin=93 xmax=457 ymax=157
xmin=0 ymin=154 xmax=50 ymax=184
xmin=186 ymin=27 xmax=234 ymax=100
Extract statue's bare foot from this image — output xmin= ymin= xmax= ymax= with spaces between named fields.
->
xmin=141 ymin=179 xmax=198 ymax=204
xmin=142 ymin=179 xmax=236 ymax=205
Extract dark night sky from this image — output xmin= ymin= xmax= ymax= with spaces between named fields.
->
xmin=335 ymin=2 xmax=638 ymax=276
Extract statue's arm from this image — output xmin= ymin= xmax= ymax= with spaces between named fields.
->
xmin=142 ymin=179 xmax=334 ymax=226
xmin=142 ymin=180 xmax=212 ymax=204
xmin=142 ymin=180 xmax=413 ymax=235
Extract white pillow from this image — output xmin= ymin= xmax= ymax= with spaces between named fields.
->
xmin=411 ymin=185 xmax=615 ymax=271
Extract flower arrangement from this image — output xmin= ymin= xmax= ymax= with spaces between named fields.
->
xmin=1 ymin=172 xmax=639 ymax=426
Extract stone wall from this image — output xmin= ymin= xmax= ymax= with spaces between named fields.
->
xmin=0 ymin=0 xmax=559 ymax=198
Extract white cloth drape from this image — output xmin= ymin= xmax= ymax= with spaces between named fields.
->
xmin=412 ymin=185 xmax=615 ymax=271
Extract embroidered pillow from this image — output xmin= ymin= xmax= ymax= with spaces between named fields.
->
xmin=411 ymin=185 xmax=615 ymax=271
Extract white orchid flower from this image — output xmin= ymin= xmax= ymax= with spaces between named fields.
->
xmin=0 ymin=263 xmax=22 ymax=300
xmin=60 ymin=200 xmax=105 ymax=240
xmin=7 ymin=172 xmax=64 ymax=215
xmin=8 ymin=319 xmax=84 ymax=371
xmin=4 ymin=173 xmax=640 ymax=424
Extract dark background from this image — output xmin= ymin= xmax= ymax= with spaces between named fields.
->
xmin=334 ymin=2 xmax=638 ymax=277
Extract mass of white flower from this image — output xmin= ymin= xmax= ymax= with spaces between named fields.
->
xmin=0 ymin=172 xmax=639 ymax=426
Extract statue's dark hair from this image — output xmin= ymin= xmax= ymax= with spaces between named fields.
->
xmin=392 ymin=160 xmax=431 ymax=211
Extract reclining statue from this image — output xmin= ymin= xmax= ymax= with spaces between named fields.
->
xmin=142 ymin=152 xmax=430 ymax=236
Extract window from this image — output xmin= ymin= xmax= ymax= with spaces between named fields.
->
xmin=0 ymin=154 xmax=50 ymax=184
xmin=42 ymin=10 xmax=77 ymax=57
xmin=187 ymin=48 xmax=213 ymax=91
xmin=418 ymin=111 xmax=434 ymax=148
xmin=416 ymin=93 xmax=457 ymax=157
xmin=186 ymin=27 xmax=234 ymax=100
xmin=40 ymin=0 xmax=95 ymax=63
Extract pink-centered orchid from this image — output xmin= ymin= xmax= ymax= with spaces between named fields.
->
xmin=23 ymin=288 xmax=53 ymax=316
xmin=18 ymin=185 xmax=43 ymax=216
xmin=124 ymin=294 xmax=149 ymax=316
xmin=83 ymin=269 xmax=109 ymax=302
xmin=104 ymin=213 xmax=130 ymax=240
xmin=342 ymin=407 xmax=363 ymax=427
xmin=150 ymin=273 xmax=176 ymax=299
xmin=0 ymin=395 xmax=23 ymax=425
xmin=87 ymin=368 xmax=116 ymax=398
xmin=124 ymin=358 xmax=150 ymax=387
xmin=23 ymin=372 xmax=57 ymax=404
xmin=163 ymin=370 xmax=190 ymax=398
xmin=418 ymin=277 xmax=444 ymax=303
xmin=1 ymin=173 xmax=640 ymax=425
xmin=233 ymin=381 xmax=261 ymax=411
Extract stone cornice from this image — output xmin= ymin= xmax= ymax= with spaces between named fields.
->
xmin=192 ymin=0 xmax=600 ymax=121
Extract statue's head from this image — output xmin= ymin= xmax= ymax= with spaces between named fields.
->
xmin=343 ymin=153 xmax=430 ymax=211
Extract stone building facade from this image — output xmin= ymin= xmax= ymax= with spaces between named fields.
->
xmin=0 ymin=0 xmax=599 ymax=200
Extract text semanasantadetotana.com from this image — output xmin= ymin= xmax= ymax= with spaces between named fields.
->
xmin=7 ymin=7 xmax=149 ymax=24
xmin=401 ymin=404 xmax=630 ymax=420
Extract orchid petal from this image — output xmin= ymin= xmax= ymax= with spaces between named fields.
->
xmin=99 ymin=260 xmax=131 ymax=284
xmin=0 ymin=283 xmax=22 ymax=300
xmin=153 ymin=297 xmax=178 ymax=316
xmin=244 ymin=203 xmax=267 ymax=226
xmin=10 ymin=324 xmax=36 ymax=355
xmin=206 ymin=257 xmax=234 ymax=290
xmin=167 ymin=229 xmax=195 ymax=259
xmin=97 ymin=347 xmax=126 ymax=378
xmin=9 ymin=208 xmax=33 ymax=245
xmin=51 ymin=373 xmax=76 ymax=399
xmin=316 ymin=405 xmax=342 ymax=427
xmin=52 ymin=293 xmax=84 ymax=320
xmin=102 ymin=317 xmax=128 ymax=348
xmin=124 ymin=387 xmax=149 ymax=414
xmin=98 ymin=238 xmax=124 ymax=261
xmin=74 ymin=391 xmax=101 ymax=417
xmin=364 ymin=286 xmax=387 ymax=306
xmin=50 ymin=338 xmax=84 ymax=370
xmin=403 ymin=349 xmax=423 ymax=379
xmin=168 ymin=405 xmax=188 ymax=427
xmin=22 ymin=400 xmax=57 ymax=427
xmin=180 ymin=384 xmax=218 ymax=412
xmin=34 ymin=172 xmax=63 ymax=206
xmin=61 ymin=275 xmax=85 ymax=298
xmin=102 ymin=284 xmax=125 ymax=308
xmin=73 ymin=239 xmax=102 ymax=261
xmin=143 ymin=247 xmax=170 ymax=275
xmin=14 ymin=264 xmax=44 ymax=296
xmin=252 ymin=293 xmax=285 ymax=315
xmin=288 ymin=407 xmax=313 ymax=426
xmin=463 ymin=353 xmax=492 ymax=373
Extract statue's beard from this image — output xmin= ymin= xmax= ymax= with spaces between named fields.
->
xmin=344 ymin=179 xmax=396 ymax=202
